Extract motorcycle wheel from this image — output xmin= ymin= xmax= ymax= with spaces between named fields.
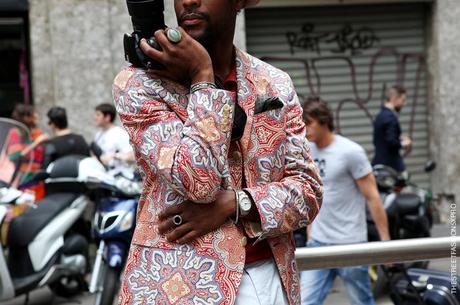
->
xmin=95 ymin=265 xmax=121 ymax=305
xmin=369 ymin=229 xmax=431 ymax=298
xmin=369 ymin=265 xmax=387 ymax=298
xmin=50 ymin=274 xmax=87 ymax=298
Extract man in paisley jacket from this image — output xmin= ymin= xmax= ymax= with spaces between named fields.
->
xmin=112 ymin=0 xmax=323 ymax=304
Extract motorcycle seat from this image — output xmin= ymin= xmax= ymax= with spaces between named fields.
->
xmin=7 ymin=193 xmax=80 ymax=248
xmin=395 ymin=193 xmax=421 ymax=215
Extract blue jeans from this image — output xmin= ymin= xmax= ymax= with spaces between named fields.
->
xmin=300 ymin=240 xmax=376 ymax=305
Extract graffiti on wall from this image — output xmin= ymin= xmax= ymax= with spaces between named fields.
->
xmin=258 ymin=23 xmax=427 ymax=143
xmin=261 ymin=49 xmax=427 ymax=141
xmin=286 ymin=23 xmax=380 ymax=56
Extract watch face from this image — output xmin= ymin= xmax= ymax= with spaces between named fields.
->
xmin=239 ymin=192 xmax=252 ymax=214
xmin=241 ymin=199 xmax=252 ymax=212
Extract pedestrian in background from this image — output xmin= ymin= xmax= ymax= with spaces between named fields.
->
xmin=300 ymin=97 xmax=390 ymax=305
xmin=44 ymin=106 xmax=90 ymax=166
xmin=7 ymin=103 xmax=48 ymax=187
xmin=93 ymin=103 xmax=134 ymax=175
xmin=372 ymin=85 xmax=411 ymax=176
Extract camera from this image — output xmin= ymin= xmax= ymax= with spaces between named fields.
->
xmin=123 ymin=0 xmax=165 ymax=69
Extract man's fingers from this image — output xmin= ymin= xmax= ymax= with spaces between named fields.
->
xmin=157 ymin=217 xmax=177 ymax=235
xmin=139 ymin=38 xmax=163 ymax=61
xmin=157 ymin=204 xmax=184 ymax=221
xmin=177 ymin=230 xmax=200 ymax=244
xmin=153 ymin=29 xmax=172 ymax=52
xmin=165 ymin=223 xmax=193 ymax=242
xmin=175 ymin=27 xmax=189 ymax=43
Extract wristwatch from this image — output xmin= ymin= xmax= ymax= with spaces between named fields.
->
xmin=236 ymin=190 xmax=252 ymax=217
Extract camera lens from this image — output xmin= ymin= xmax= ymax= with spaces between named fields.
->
xmin=126 ymin=0 xmax=165 ymax=38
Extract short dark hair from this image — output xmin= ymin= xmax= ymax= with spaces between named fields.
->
xmin=47 ymin=106 xmax=68 ymax=129
xmin=302 ymin=96 xmax=335 ymax=131
xmin=11 ymin=104 xmax=35 ymax=126
xmin=386 ymin=85 xmax=406 ymax=101
xmin=95 ymin=103 xmax=117 ymax=123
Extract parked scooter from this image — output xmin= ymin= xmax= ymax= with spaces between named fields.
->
xmin=89 ymin=170 xmax=140 ymax=305
xmin=0 ymin=155 xmax=97 ymax=302
xmin=367 ymin=162 xmax=436 ymax=296
xmin=386 ymin=265 xmax=460 ymax=305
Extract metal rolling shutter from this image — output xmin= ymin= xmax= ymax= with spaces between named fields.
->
xmin=246 ymin=3 xmax=430 ymax=188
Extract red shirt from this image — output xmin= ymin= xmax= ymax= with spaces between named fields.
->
xmin=221 ymin=62 xmax=273 ymax=265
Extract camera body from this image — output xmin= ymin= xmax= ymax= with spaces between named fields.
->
xmin=123 ymin=0 xmax=165 ymax=69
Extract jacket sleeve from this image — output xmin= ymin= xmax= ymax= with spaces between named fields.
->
xmin=112 ymin=67 xmax=235 ymax=203
xmin=383 ymin=115 xmax=402 ymax=150
xmin=242 ymin=91 xmax=323 ymax=240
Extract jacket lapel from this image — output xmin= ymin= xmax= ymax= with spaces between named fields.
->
xmin=235 ymin=49 xmax=257 ymax=159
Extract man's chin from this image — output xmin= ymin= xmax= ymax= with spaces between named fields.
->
xmin=182 ymin=27 xmax=211 ymax=46
xmin=181 ymin=25 xmax=202 ymax=37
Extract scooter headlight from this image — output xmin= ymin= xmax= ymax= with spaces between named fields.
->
xmin=119 ymin=210 xmax=135 ymax=232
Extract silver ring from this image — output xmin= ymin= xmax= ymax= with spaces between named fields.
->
xmin=172 ymin=214 xmax=183 ymax=226
xmin=166 ymin=28 xmax=182 ymax=44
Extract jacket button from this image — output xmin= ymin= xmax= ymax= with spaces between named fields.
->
xmin=241 ymin=236 xmax=247 ymax=247
xmin=232 ymin=151 xmax=242 ymax=162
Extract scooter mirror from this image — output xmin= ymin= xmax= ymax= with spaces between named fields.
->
xmin=424 ymin=160 xmax=436 ymax=173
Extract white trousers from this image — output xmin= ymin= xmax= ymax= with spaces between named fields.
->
xmin=234 ymin=258 xmax=289 ymax=305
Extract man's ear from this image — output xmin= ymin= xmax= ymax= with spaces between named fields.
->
xmin=103 ymin=115 xmax=112 ymax=124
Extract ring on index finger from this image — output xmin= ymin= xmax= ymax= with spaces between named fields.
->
xmin=172 ymin=214 xmax=183 ymax=226
xmin=166 ymin=28 xmax=182 ymax=44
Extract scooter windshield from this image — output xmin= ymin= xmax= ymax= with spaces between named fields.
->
xmin=0 ymin=118 xmax=33 ymax=188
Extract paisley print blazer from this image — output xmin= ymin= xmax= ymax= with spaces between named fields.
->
xmin=113 ymin=48 xmax=323 ymax=305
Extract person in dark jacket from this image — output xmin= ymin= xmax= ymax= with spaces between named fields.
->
xmin=372 ymin=85 xmax=411 ymax=173
xmin=43 ymin=106 xmax=90 ymax=166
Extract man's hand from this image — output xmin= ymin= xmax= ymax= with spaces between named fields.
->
xmin=140 ymin=27 xmax=214 ymax=84
xmin=35 ymin=133 xmax=49 ymax=144
xmin=22 ymin=133 xmax=49 ymax=156
xmin=401 ymin=135 xmax=412 ymax=156
xmin=156 ymin=190 xmax=236 ymax=244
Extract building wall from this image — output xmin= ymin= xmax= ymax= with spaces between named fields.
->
xmin=29 ymin=0 xmax=246 ymax=140
xmin=29 ymin=0 xmax=131 ymax=138
xmin=428 ymin=0 xmax=460 ymax=221
xmin=28 ymin=0 xmax=458 ymax=220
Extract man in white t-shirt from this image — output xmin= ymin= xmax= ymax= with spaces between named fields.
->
xmin=93 ymin=103 xmax=134 ymax=175
xmin=300 ymin=97 xmax=390 ymax=305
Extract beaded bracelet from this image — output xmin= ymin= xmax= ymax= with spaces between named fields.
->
xmin=190 ymin=81 xmax=217 ymax=93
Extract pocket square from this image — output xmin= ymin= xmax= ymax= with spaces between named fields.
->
xmin=254 ymin=96 xmax=284 ymax=115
